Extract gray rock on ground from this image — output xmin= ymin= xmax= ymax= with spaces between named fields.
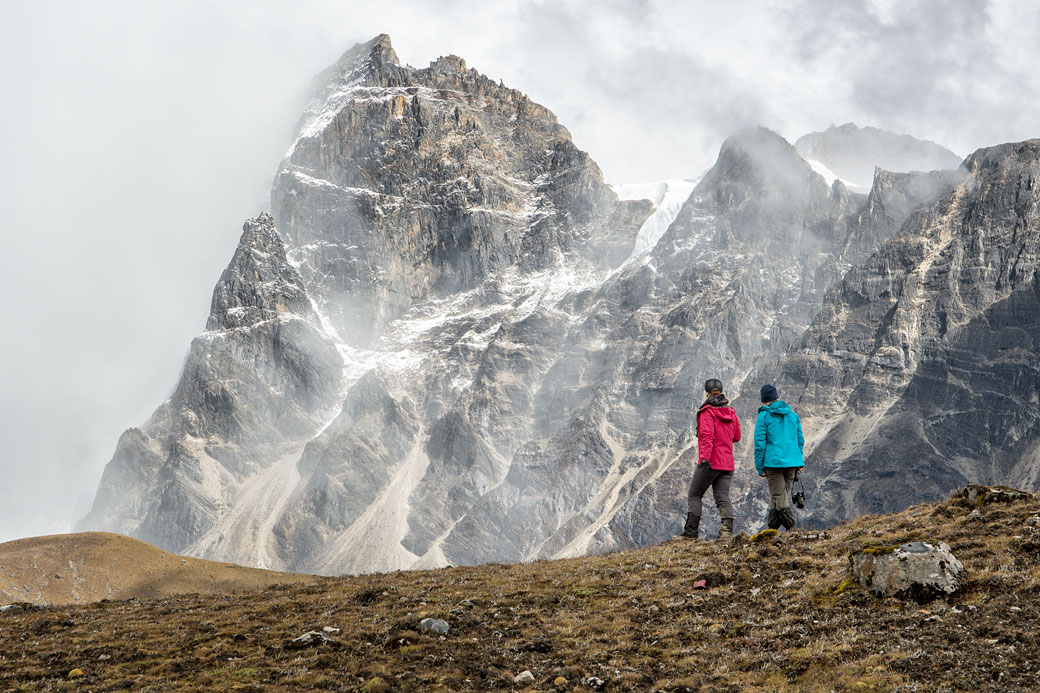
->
xmin=851 ymin=541 xmax=964 ymax=598
xmin=961 ymin=485 xmax=1034 ymax=508
xmin=285 ymin=630 xmax=340 ymax=649
xmin=419 ymin=617 xmax=450 ymax=634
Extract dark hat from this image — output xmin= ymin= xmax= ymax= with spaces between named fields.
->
xmin=760 ymin=384 xmax=779 ymax=403
xmin=704 ymin=378 xmax=724 ymax=394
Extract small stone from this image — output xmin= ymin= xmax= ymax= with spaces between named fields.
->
xmin=1025 ymin=515 xmax=1040 ymax=528
xmin=97 ymin=654 xmax=111 ymax=660
xmin=968 ymin=509 xmax=982 ymax=520
xmin=285 ymin=630 xmax=339 ymax=649
xmin=68 ymin=668 xmax=85 ymax=679
xmin=54 ymin=573 xmax=61 ymax=579
xmin=750 ymin=587 xmax=762 ymax=597
xmin=924 ymin=615 xmax=942 ymax=623
xmin=458 ymin=599 xmax=475 ymax=607
xmin=419 ymin=617 xmax=449 ymax=634
xmin=514 ymin=670 xmax=536 ymax=683
xmin=582 ymin=676 xmax=605 ymax=689
xmin=322 ymin=626 xmax=341 ymax=634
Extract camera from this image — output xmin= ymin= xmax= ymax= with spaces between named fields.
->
xmin=792 ymin=489 xmax=806 ymax=509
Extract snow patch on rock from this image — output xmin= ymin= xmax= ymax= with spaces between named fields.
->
xmin=612 ymin=178 xmax=700 ymax=263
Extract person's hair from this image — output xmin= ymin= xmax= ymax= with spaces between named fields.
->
xmin=704 ymin=378 xmax=724 ymax=394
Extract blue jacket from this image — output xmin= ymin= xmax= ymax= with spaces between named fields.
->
xmin=754 ymin=400 xmax=805 ymax=474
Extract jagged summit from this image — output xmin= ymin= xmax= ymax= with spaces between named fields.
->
xmin=275 ymin=38 xmax=623 ymax=346
xmin=429 ymin=54 xmax=468 ymax=73
xmin=205 ymin=213 xmax=315 ymax=331
xmin=795 ymin=122 xmax=962 ymax=189
xmin=962 ymin=137 xmax=1040 ymax=176
xmin=334 ymin=33 xmax=400 ymax=73
xmin=696 ymin=126 xmax=822 ymax=206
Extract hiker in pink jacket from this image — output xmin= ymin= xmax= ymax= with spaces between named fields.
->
xmin=681 ymin=379 xmax=741 ymax=539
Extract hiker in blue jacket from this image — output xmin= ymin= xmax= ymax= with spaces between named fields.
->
xmin=754 ymin=384 xmax=804 ymax=531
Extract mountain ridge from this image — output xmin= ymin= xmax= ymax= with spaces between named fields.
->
xmin=79 ymin=34 xmax=1035 ymax=578
xmin=795 ymin=122 xmax=963 ymax=190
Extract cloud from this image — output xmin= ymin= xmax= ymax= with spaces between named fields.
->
xmin=0 ymin=0 xmax=1037 ymax=542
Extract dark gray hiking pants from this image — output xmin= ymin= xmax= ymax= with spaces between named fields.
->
xmin=765 ymin=467 xmax=798 ymax=510
xmin=687 ymin=462 xmax=734 ymax=519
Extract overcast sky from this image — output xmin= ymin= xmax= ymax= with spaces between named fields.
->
xmin=1 ymin=0 xmax=1038 ymax=543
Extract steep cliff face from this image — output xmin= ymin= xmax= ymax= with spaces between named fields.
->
xmin=81 ymin=214 xmax=344 ymax=555
xmin=82 ymin=35 xmax=992 ymax=572
xmin=747 ymin=139 xmax=1040 ymax=525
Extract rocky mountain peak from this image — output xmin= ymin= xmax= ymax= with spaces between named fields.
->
xmin=962 ymin=138 xmax=1040 ymax=178
xmin=429 ymin=54 xmax=468 ymax=73
xmin=345 ymin=33 xmax=400 ymax=76
xmin=205 ymin=213 xmax=315 ymax=331
xmin=795 ymin=122 xmax=962 ymax=189
xmin=274 ymin=39 xmax=639 ymax=345
xmin=698 ymin=126 xmax=820 ymax=206
xmin=680 ymin=126 xmax=839 ymax=253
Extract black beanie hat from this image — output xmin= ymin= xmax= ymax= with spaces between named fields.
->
xmin=704 ymin=378 xmax=723 ymax=394
xmin=760 ymin=384 xmax=779 ymax=403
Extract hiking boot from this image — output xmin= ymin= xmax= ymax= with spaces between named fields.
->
xmin=778 ymin=507 xmax=796 ymax=530
xmin=718 ymin=517 xmax=734 ymax=539
xmin=681 ymin=513 xmax=700 ymax=539
xmin=766 ymin=509 xmax=782 ymax=530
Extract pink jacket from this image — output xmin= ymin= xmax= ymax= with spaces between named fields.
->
xmin=697 ymin=404 xmax=742 ymax=471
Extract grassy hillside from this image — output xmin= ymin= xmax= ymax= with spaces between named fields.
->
xmin=0 ymin=532 xmax=320 ymax=605
xmin=2 ymin=489 xmax=1039 ymax=691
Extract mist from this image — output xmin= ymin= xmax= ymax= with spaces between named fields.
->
xmin=1 ymin=0 xmax=1038 ymax=544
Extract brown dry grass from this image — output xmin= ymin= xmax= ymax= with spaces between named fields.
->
xmin=0 ymin=532 xmax=320 ymax=605
xmin=2 ymin=490 xmax=1039 ymax=691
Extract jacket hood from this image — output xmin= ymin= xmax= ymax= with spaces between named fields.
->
xmin=758 ymin=400 xmax=794 ymax=416
xmin=701 ymin=403 xmax=737 ymax=422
